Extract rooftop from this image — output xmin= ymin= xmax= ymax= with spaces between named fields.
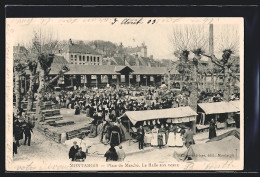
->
xmin=49 ymin=64 xmax=173 ymax=75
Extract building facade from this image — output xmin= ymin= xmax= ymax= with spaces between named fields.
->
xmin=59 ymin=40 xmax=103 ymax=65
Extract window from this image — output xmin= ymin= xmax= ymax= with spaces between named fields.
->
xmin=90 ymin=56 xmax=93 ymax=62
xmin=75 ymin=55 xmax=77 ymax=58
xmin=97 ymin=57 xmax=99 ymax=62
xmin=79 ymin=63 xmax=81 ymax=64
xmin=79 ymin=55 xmax=82 ymax=61
xmin=83 ymin=56 xmax=85 ymax=61
xmin=71 ymin=62 xmax=73 ymax=64
xmin=81 ymin=75 xmax=86 ymax=84
xmin=71 ymin=55 xmax=73 ymax=58
xmin=87 ymin=56 xmax=89 ymax=62
xmin=83 ymin=63 xmax=85 ymax=65
xmin=58 ymin=76 xmax=65 ymax=84
xmin=94 ymin=57 xmax=96 ymax=62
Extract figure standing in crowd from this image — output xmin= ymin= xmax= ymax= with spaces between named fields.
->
xmin=183 ymin=127 xmax=195 ymax=148
xmin=69 ymin=141 xmax=79 ymax=161
xmin=137 ymin=125 xmax=145 ymax=150
xmin=209 ymin=118 xmax=217 ymax=139
xmin=74 ymin=147 xmax=86 ymax=162
xmin=117 ymin=145 xmax=126 ymax=161
xmin=159 ymin=124 xmax=166 ymax=145
xmin=101 ymin=121 xmax=112 ymax=144
xmin=104 ymin=145 xmax=118 ymax=162
xmin=13 ymin=118 xmax=23 ymax=147
xmin=110 ymin=122 xmax=121 ymax=146
xmin=75 ymin=104 xmax=80 ymax=115
xmin=165 ymin=123 xmax=169 ymax=144
xmin=175 ymin=126 xmax=183 ymax=147
xmin=158 ymin=124 xmax=166 ymax=149
xmin=151 ymin=125 xmax=158 ymax=147
xmin=167 ymin=124 xmax=176 ymax=147
xmin=23 ymin=122 xmax=33 ymax=146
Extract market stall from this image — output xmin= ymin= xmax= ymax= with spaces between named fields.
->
xmin=119 ymin=106 xmax=198 ymax=143
xmin=197 ymin=101 xmax=240 ymax=131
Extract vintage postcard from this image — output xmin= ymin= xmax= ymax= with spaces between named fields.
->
xmin=6 ymin=17 xmax=244 ymax=171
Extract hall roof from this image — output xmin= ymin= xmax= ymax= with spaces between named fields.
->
xmin=49 ymin=64 xmax=178 ymax=75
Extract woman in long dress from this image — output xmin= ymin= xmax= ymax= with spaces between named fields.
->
xmin=209 ymin=118 xmax=217 ymax=139
xmin=151 ymin=126 xmax=158 ymax=147
xmin=175 ymin=126 xmax=184 ymax=147
xmin=167 ymin=124 xmax=176 ymax=147
xmin=158 ymin=124 xmax=166 ymax=146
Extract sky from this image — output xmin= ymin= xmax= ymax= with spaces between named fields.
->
xmin=10 ymin=18 xmax=241 ymax=60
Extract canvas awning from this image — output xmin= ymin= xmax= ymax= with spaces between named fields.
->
xmin=119 ymin=106 xmax=197 ymax=125
xmin=198 ymin=101 xmax=239 ymax=115
xmin=230 ymin=100 xmax=240 ymax=110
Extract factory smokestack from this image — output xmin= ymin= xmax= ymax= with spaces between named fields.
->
xmin=209 ymin=24 xmax=214 ymax=55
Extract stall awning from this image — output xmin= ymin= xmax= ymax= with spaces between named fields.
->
xmin=230 ymin=100 xmax=240 ymax=110
xmin=119 ymin=106 xmax=197 ymax=125
xmin=198 ymin=101 xmax=240 ymax=115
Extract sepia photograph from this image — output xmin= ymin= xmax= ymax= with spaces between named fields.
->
xmin=5 ymin=17 xmax=244 ymax=171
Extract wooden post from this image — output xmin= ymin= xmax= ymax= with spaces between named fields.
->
xmin=96 ymin=75 xmax=98 ymax=88
xmin=70 ymin=76 xmax=73 ymax=86
xmin=128 ymin=120 xmax=131 ymax=146
xmin=24 ymin=76 xmax=27 ymax=93
xmin=84 ymin=75 xmax=86 ymax=87
xmin=116 ymin=75 xmax=120 ymax=90
xmin=128 ymin=74 xmax=131 ymax=88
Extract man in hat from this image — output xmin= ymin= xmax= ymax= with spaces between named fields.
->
xmin=137 ymin=125 xmax=145 ymax=150
xmin=74 ymin=147 xmax=86 ymax=162
xmin=183 ymin=127 xmax=195 ymax=148
xmin=69 ymin=141 xmax=79 ymax=161
xmin=23 ymin=122 xmax=33 ymax=146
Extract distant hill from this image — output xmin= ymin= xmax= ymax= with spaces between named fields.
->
xmin=87 ymin=40 xmax=118 ymax=57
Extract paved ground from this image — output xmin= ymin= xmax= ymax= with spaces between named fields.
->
xmin=13 ymin=108 xmax=238 ymax=163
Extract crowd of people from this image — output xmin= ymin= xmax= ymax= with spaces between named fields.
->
xmin=48 ymin=86 xmax=189 ymax=119
xmin=137 ymin=124 xmax=195 ymax=150
xmin=68 ymin=141 xmax=126 ymax=162
xmin=13 ymin=85 xmax=235 ymax=162
xmin=13 ymin=108 xmax=34 ymax=155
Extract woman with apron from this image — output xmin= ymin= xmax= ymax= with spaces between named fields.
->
xmin=151 ymin=125 xmax=158 ymax=147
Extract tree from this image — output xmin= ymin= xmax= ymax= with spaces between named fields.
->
xmin=13 ymin=61 xmax=27 ymax=108
xmin=202 ymin=24 xmax=239 ymax=101
xmin=13 ymin=45 xmax=30 ymax=109
xmin=169 ymin=24 xmax=240 ymax=105
xmin=169 ymin=24 xmax=208 ymax=111
xmin=16 ymin=28 xmax=70 ymax=120
xmin=30 ymin=29 xmax=70 ymax=121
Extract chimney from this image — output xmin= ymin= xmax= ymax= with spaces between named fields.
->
xmin=135 ymin=54 xmax=139 ymax=66
xmin=209 ymin=24 xmax=214 ymax=56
